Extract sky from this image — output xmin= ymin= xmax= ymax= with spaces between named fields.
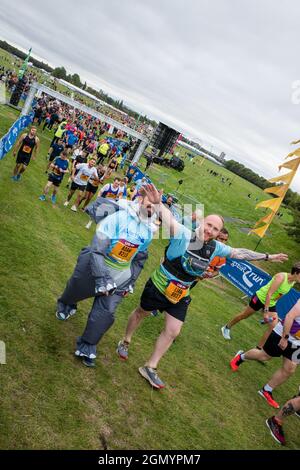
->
xmin=0 ymin=0 xmax=300 ymax=191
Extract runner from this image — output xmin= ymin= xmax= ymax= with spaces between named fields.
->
xmin=56 ymin=191 xmax=158 ymax=367
xmin=230 ymin=299 xmax=300 ymax=409
xmin=96 ymin=140 xmax=110 ymax=164
xmin=116 ymin=184 xmax=288 ymax=389
xmin=84 ymin=177 xmax=122 ymax=230
xmin=98 ymin=177 xmax=121 ymax=199
xmin=105 ymin=156 xmax=118 ymax=178
xmin=118 ymin=177 xmax=128 ymax=199
xmin=39 ymin=150 xmax=69 ymax=204
xmin=221 ymin=263 xmax=299 ymax=347
xmin=12 ymin=126 xmax=40 ymax=181
xmin=78 ymin=164 xmax=106 ymax=210
xmin=63 ymin=158 xmax=98 ymax=211
xmin=46 ymin=138 xmax=64 ymax=173
xmin=266 ymin=388 xmax=300 ymax=445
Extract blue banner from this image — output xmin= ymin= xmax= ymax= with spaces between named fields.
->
xmin=0 ymin=112 xmax=34 ymax=161
xmin=220 ymin=259 xmax=300 ymax=319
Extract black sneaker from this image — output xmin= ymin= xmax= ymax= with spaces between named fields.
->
xmin=82 ymin=357 xmax=96 ymax=368
xmin=266 ymin=417 xmax=286 ymax=445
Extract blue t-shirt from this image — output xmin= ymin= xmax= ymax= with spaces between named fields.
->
xmin=155 ymin=225 xmax=232 ymax=288
xmin=51 ymin=157 xmax=69 ymax=181
xmin=97 ymin=209 xmax=153 ymax=269
xmin=67 ymin=133 xmax=78 ymax=146
xmin=50 ymin=143 xmax=64 ymax=158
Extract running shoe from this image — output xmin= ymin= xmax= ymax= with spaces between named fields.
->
xmin=266 ymin=416 xmax=285 ymax=445
xmin=221 ymin=325 xmax=231 ymax=340
xmin=116 ymin=340 xmax=129 ymax=360
xmin=51 ymin=194 xmax=57 ymax=204
xmin=258 ymin=389 xmax=280 ymax=409
xmin=63 ymin=201 xmax=69 ymax=207
xmin=56 ymin=306 xmax=77 ymax=321
xmin=82 ymin=356 xmax=96 ymax=368
xmin=70 ymin=205 xmax=77 ymax=212
xmin=230 ymin=350 xmax=244 ymax=371
xmin=138 ymin=366 xmax=165 ymax=389
xmin=39 ymin=195 xmax=46 ymax=201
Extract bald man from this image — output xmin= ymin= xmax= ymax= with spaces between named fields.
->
xmin=117 ymin=184 xmax=288 ymax=389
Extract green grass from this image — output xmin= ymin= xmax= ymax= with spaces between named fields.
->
xmin=0 ymin=102 xmax=299 ymax=450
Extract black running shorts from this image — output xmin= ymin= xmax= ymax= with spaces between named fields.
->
xmin=16 ymin=152 xmax=31 ymax=166
xmin=140 ymin=278 xmax=191 ymax=323
xmin=48 ymin=174 xmax=62 ymax=187
xmin=70 ymin=181 xmax=86 ymax=192
xmin=249 ymin=294 xmax=277 ymax=312
xmin=263 ymin=331 xmax=300 ymax=364
xmin=85 ymin=182 xmax=98 ymax=194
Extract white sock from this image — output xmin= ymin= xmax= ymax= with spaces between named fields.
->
xmin=264 ymin=384 xmax=273 ymax=392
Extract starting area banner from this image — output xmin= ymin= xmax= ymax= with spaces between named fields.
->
xmin=220 ymin=258 xmax=300 ymax=319
xmin=0 ymin=112 xmax=34 ymax=161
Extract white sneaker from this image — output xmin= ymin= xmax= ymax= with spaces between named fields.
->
xmin=221 ymin=325 xmax=231 ymax=340
xmin=63 ymin=201 xmax=69 ymax=207
xmin=85 ymin=220 xmax=92 ymax=229
xmin=70 ymin=205 xmax=77 ymax=212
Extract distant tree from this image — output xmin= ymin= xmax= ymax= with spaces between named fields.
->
xmin=71 ymin=73 xmax=82 ymax=88
xmin=52 ymin=66 xmax=67 ymax=80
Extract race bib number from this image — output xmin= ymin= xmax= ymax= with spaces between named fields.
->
xmin=90 ymin=178 xmax=100 ymax=187
xmin=80 ymin=173 xmax=89 ymax=181
xmin=106 ymin=192 xmax=117 ymax=199
xmin=53 ymin=167 xmax=61 ymax=176
xmin=22 ymin=145 xmax=32 ymax=154
xmin=109 ymin=240 xmax=138 ymax=263
xmin=165 ymin=280 xmax=188 ymax=304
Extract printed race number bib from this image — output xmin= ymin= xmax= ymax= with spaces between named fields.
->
xmin=109 ymin=240 xmax=138 ymax=263
xmin=90 ymin=178 xmax=100 ymax=187
xmin=22 ymin=145 xmax=32 ymax=154
xmin=165 ymin=280 xmax=188 ymax=304
xmin=80 ymin=174 xmax=89 ymax=181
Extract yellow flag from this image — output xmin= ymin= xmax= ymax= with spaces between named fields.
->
xmin=279 ymin=157 xmax=300 ymax=171
xmin=256 ymin=196 xmax=283 ymax=210
xmin=250 ymin=224 xmax=270 ymax=238
xmin=268 ymin=172 xmax=294 ymax=184
xmin=286 ymin=148 xmax=300 ymax=159
xmin=264 ymin=184 xmax=288 ymax=197
xmin=254 ymin=212 xmax=275 ymax=227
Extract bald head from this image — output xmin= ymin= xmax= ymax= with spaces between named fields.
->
xmin=196 ymin=214 xmax=224 ymax=242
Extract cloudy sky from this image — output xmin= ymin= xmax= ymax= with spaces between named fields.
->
xmin=1 ymin=0 xmax=300 ymax=191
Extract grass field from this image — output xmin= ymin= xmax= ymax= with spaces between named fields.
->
xmin=0 ymin=103 xmax=299 ymax=450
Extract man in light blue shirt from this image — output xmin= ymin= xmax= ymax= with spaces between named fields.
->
xmin=117 ymin=184 xmax=288 ymax=389
xmin=56 ymin=195 xmax=158 ymax=367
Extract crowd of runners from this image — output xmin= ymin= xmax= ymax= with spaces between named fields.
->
xmin=7 ymin=90 xmax=300 ymax=448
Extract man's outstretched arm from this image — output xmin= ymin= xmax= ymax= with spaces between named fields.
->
xmin=230 ymin=248 xmax=288 ymax=263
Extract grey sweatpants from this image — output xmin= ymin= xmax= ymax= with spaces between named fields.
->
xmin=58 ymin=247 xmax=126 ymax=358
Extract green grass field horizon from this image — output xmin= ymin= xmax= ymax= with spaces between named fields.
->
xmin=0 ymin=96 xmax=299 ymax=450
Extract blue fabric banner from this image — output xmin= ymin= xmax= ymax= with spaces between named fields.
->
xmin=220 ymin=258 xmax=300 ymax=319
xmin=0 ymin=112 xmax=34 ymax=161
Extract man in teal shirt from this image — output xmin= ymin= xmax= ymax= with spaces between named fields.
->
xmin=117 ymin=184 xmax=288 ymax=389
